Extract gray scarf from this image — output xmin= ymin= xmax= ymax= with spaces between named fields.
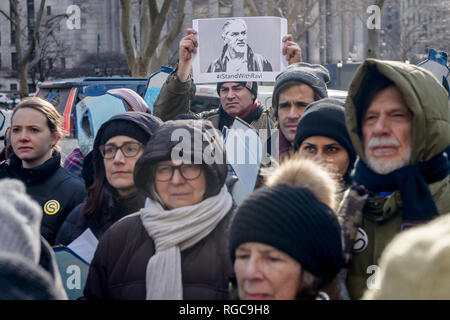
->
xmin=140 ymin=185 xmax=233 ymax=300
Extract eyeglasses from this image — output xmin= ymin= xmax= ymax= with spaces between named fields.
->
xmin=99 ymin=142 xmax=143 ymax=159
xmin=155 ymin=164 xmax=202 ymax=182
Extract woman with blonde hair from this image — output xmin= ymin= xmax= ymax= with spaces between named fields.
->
xmin=0 ymin=97 xmax=86 ymax=245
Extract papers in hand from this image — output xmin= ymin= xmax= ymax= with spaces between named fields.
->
xmin=225 ymin=117 xmax=262 ymax=205
xmin=67 ymin=228 xmax=99 ymax=264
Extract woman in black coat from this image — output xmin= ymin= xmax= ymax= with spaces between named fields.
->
xmin=0 ymin=98 xmax=86 ymax=245
xmin=55 ymin=112 xmax=162 ymax=246
xmin=84 ymin=119 xmax=235 ymax=299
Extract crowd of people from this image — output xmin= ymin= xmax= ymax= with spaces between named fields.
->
xmin=0 ymin=23 xmax=449 ymax=300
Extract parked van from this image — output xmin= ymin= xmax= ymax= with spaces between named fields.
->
xmin=36 ymin=77 xmax=148 ymax=137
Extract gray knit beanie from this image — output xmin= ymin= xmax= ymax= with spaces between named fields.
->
xmin=272 ymin=62 xmax=330 ymax=118
xmin=0 ymin=179 xmax=42 ymax=264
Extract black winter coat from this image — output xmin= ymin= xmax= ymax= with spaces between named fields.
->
xmin=0 ymin=152 xmax=86 ymax=245
xmin=84 ymin=210 xmax=235 ymax=300
xmin=55 ymin=191 xmax=146 ymax=246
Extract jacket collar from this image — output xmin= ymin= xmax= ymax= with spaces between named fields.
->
xmin=8 ymin=152 xmax=61 ymax=186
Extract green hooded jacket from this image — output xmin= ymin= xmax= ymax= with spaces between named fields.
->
xmin=342 ymin=59 xmax=450 ymax=299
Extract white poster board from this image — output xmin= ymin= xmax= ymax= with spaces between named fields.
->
xmin=192 ymin=16 xmax=287 ymax=83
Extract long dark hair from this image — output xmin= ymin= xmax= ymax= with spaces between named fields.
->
xmin=81 ymin=151 xmax=111 ymax=222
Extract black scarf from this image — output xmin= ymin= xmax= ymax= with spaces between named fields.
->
xmin=354 ymin=153 xmax=449 ymax=221
xmin=218 ymin=104 xmax=262 ymax=131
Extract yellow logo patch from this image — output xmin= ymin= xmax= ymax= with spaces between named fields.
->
xmin=44 ymin=200 xmax=60 ymax=215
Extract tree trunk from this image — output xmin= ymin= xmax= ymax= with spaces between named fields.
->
xmin=120 ymin=0 xmax=139 ymax=76
xmin=19 ymin=65 xmax=29 ymax=98
xmin=245 ymin=0 xmax=259 ymax=16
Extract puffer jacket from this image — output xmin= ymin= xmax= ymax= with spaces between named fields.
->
xmin=0 ymin=152 xmax=86 ymax=245
xmin=339 ymin=59 xmax=450 ymax=299
xmin=54 ymin=191 xmax=146 ymax=246
xmin=84 ymin=119 xmax=234 ymax=300
xmin=84 ymin=210 xmax=235 ymax=300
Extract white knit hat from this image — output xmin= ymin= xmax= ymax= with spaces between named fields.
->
xmin=363 ymin=213 xmax=450 ymax=300
xmin=0 ymin=179 xmax=42 ymax=264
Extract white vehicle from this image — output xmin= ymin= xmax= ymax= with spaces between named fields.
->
xmin=0 ymin=93 xmax=10 ymax=105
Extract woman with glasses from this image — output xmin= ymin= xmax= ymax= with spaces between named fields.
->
xmin=55 ymin=112 xmax=162 ymax=246
xmin=0 ymin=98 xmax=86 ymax=246
xmin=84 ymin=119 xmax=234 ymax=299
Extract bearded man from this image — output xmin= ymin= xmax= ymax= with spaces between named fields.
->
xmin=338 ymin=59 xmax=450 ymax=299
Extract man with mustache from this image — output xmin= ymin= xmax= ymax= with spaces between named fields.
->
xmin=207 ymin=19 xmax=272 ymax=73
xmin=338 ymin=59 xmax=450 ymax=299
xmin=153 ymin=28 xmax=301 ymax=156
xmin=271 ymin=62 xmax=330 ymax=159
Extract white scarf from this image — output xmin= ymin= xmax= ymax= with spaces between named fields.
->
xmin=140 ymin=185 xmax=233 ymax=300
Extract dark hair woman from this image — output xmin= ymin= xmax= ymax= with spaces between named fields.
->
xmin=55 ymin=112 xmax=162 ymax=246
xmin=84 ymin=119 xmax=235 ymax=299
xmin=293 ymin=98 xmax=357 ymax=195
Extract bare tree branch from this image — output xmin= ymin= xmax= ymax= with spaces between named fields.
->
xmin=141 ymin=0 xmax=172 ymax=70
xmin=148 ymin=0 xmax=158 ymax=25
xmin=287 ymin=0 xmax=305 ymax=30
xmin=0 ymin=9 xmax=17 ymax=27
xmin=120 ymin=0 xmax=138 ymax=74
xmin=163 ymin=0 xmax=185 ymax=50
xmin=245 ymin=0 xmax=259 ymax=16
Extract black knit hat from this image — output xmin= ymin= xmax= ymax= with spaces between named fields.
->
xmin=99 ymin=119 xmax=150 ymax=146
xmin=229 ymin=184 xmax=345 ymax=282
xmin=293 ymin=98 xmax=357 ymax=184
xmin=216 ymin=81 xmax=258 ymax=102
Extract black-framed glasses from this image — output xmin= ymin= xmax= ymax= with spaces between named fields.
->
xmin=99 ymin=142 xmax=143 ymax=159
xmin=155 ymin=164 xmax=202 ymax=182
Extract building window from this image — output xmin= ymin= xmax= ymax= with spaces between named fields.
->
xmin=61 ymin=57 xmax=66 ymax=69
xmin=47 ymin=6 xmax=51 ymax=16
xmin=11 ymin=52 xmax=17 ymax=70
xmin=10 ymin=83 xmax=17 ymax=91
xmin=10 ymin=3 xmax=15 ymax=45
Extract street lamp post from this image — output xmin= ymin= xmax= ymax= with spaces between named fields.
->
xmin=336 ymin=60 xmax=343 ymax=90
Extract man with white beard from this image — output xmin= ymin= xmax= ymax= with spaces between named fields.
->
xmin=337 ymin=59 xmax=450 ymax=299
xmin=207 ymin=19 xmax=272 ymax=73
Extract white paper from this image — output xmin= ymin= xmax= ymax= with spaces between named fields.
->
xmin=192 ymin=16 xmax=287 ymax=83
xmin=67 ymin=228 xmax=99 ymax=264
xmin=225 ymin=118 xmax=262 ymax=205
